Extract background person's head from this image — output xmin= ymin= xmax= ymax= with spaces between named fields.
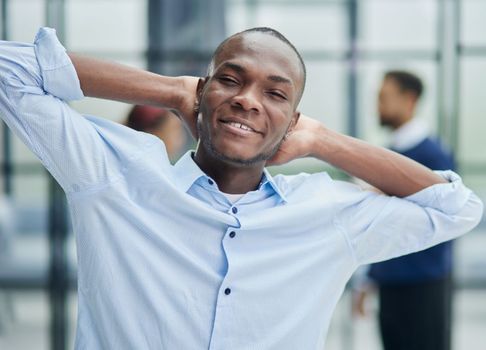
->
xmin=194 ymin=27 xmax=306 ymax=168
xmin=125 ymin=105 xmax=187 ymax=160
xmin=378 ymin=70 xmax=424 ymax=130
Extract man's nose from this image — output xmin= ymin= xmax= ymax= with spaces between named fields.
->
xmin=230 ymin=87 xmax=262 ymax=113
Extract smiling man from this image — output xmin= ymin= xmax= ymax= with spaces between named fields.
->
xmin=0 ymin=27 xmax=483 ymax=349
xmin=193 ymin=28 xmax=305 ymax=194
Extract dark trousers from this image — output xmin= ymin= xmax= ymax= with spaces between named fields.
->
xmin=378 ymin=276 xmax=452 ymax=350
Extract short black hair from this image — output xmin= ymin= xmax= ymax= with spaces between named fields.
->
xmin=385 ymin=70 xmax=424 ymax=99
xmin=208 ymin=27 xmax=307 ymax=102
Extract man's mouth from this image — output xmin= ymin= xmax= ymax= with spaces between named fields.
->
xmin=219 ymin=119 xmax=261 ymax=135
xmin=222 ymin=120 xmax=256 ymax=132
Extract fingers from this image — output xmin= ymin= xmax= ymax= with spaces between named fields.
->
xmin=352 ymin=290 xmax=368 ymax=317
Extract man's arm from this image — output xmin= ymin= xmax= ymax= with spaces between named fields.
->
xmin=0 ymin=27 xmax=176 ymax=193
xmin=68 ymin=54 xmax=200 ymax=137
xmin=268 ymin=114 xmax=445 ymax=197
xmin=269 ymin=114 xmax=483 ymax=265
xmin=312 ymin=123 xmax=446 ymax=197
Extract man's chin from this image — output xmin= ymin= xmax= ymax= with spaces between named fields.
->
xmin=208 ymin=134 xmax=286 ymax=167
xmin=202 ymin=140 xmax=269 ymax=167
xmin=379 ymin=119 xmax=391 ymax=128
xmin=213 ymin=148 xmax=268 ymax=167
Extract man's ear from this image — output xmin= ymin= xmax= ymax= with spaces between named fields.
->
xmin=289 ymin=111 xmax=301 ymax=131
xmin=284 ymin=111 xmax=300 ymax=140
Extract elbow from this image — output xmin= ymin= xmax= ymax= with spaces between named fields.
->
xmin=458 ymin=193 xmax=484 ymax=235
xmin=439 ymin=192 xmax=484 ymax=241
xmin=470 ymin=193 xmax=484 ymax=230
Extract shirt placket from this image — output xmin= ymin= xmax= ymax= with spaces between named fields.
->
xmin=208 ymin=204 xmax=242 ymax=350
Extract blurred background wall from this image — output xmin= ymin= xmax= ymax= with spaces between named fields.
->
xmin=0 ymin=0 xmax=485 ymax=349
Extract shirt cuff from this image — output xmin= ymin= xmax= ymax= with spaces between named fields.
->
xmin=405 ymin=170 xmax=472 ymax=215
xmin=33 ymin=27 xmax=84 ymax=101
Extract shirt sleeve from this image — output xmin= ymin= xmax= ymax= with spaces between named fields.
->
xmin=0 ymin=27 xmax=158 ymax=193
xmin=334 ymin=170 xmax=484 ymax=266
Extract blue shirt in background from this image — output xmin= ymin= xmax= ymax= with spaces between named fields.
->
xmin=369 ymin=137 xmax=456 ymax=285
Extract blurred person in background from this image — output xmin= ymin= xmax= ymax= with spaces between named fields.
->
xmin=124 ymin=105 xmax=188 ymax=161
xmin=354 ymin=71 xmax=455 ymax=350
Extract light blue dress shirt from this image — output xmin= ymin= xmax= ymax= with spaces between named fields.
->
xmin=0 ymin=28 xmax=483 ymax=350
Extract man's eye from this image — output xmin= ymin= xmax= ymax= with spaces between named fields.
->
xmin=218 ymin=76 xmax=238 ymax=85
xmin=268 ymin=91 xmax=287 ymax=100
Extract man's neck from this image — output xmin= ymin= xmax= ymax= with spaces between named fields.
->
xmin=193 ymin=147 xmax=265 ymax=194
xmin=390 ymin=113 xmax=414 ymax=131
xmin=390 ymin=117 xmax=429 ymax=152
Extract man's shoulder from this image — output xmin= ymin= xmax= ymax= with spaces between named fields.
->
xmin=406 ymin=136 xmax=454 ymax=170
xmin=273 ymin=171 xmax=378 ymax=210
xmin=273 ymin=171 xmax=361 ymax=198
xmin=412 ymin=136 xmax=450 ymax=153
xmin=273 ymin=171 xmax=331 ymax=187
xmin=82 ymin=114 xmax=171 ymax=172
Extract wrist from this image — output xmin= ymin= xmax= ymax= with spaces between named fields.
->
xmin=171 ymin=76 xmax=199 ymax=116
xmin=310 ymin=123 xmax=332 ymax=160
xmin=169 ymin=76 xmax=186 ymax=112
xmin=153 ymin=76 xmax=182 ymax=111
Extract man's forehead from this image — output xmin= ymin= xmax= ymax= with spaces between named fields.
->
xmin=384 ymin=77 xmax=403 ymax=92
xmin=213 ymin=32 xmax=303 ymax=82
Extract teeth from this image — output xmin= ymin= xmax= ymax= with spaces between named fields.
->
xmin=227 ymin=121 xmax=254 ymax=132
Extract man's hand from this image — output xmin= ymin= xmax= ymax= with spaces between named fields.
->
xmin=172 ymin=76 xmax=201 ymax=140
xmin=352 ymin=289 xmax=370 ymax=317
xmin=266 ymin=114 xmax=322 ymax=166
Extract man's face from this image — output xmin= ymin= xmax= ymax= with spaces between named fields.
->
xmin=378 ymin=77 xmax=413 ymax=128
xmin=196 ymin=32 xmax=303 ymax=166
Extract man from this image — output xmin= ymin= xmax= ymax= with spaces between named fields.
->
xmin=354 ymin=71 xmax=457 ymax=350
xmin=0 ymin=27 xmax=482 ymax=349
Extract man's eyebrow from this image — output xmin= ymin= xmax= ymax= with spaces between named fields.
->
xmin=221 ymin=62 xmax=246 ymax=74
xmin=267 ymin=75 xmax=292 ymax=85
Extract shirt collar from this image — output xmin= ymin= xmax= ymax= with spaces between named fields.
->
xmin=173 ymin=150 xmax=288 ymax=203
xmin=173 ymin=151 xmax=207 ymax=193
xmin=261 ymin=168 xmax=288 ymax=203
xmin=390 ymin=118 xmax=429 ymax=152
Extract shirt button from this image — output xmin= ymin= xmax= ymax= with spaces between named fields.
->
xmin=229 ymin=231 xmax=236 ymax=238
xmin=231 ymin=207 xmax=238 ymax=214
xmin=208 ymin=179 xmax=214 ymax=185
xmin=224 ymin=288 xmax=231 ymax=295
